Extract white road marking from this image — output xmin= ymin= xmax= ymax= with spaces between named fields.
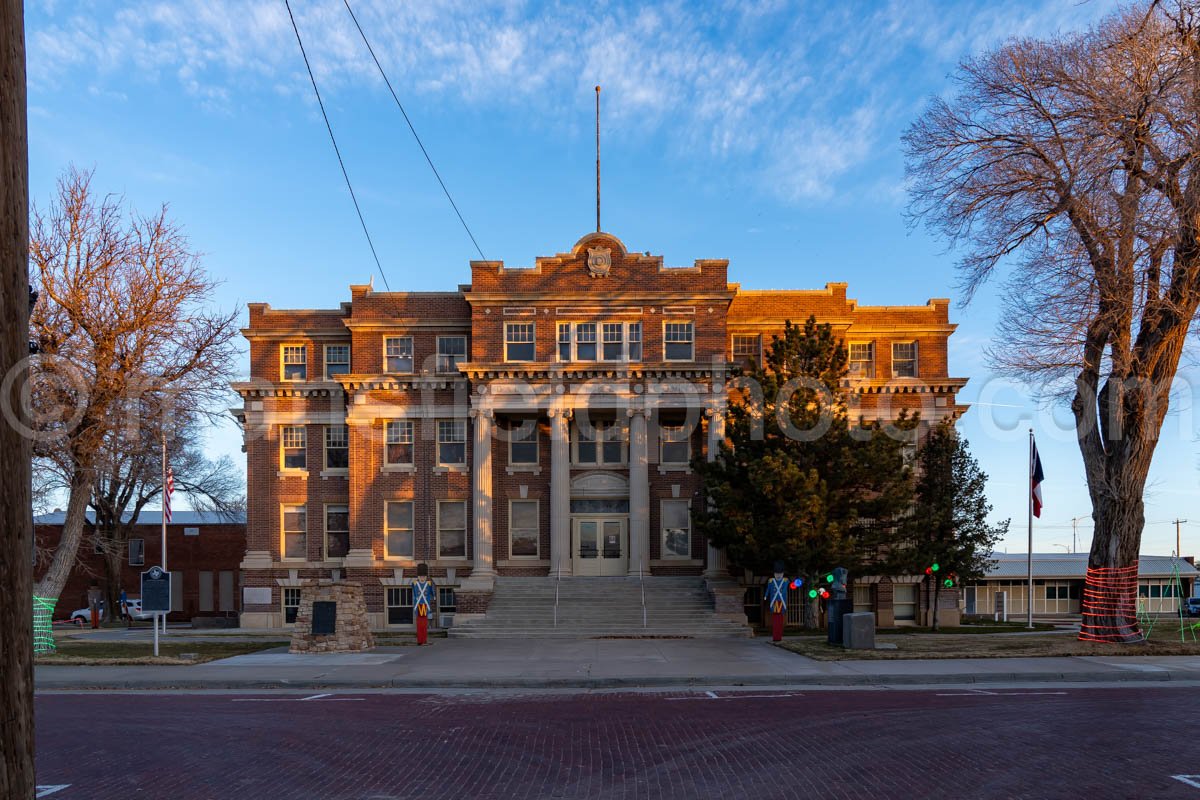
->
xmin=36 ymin=786 xmax=71 ymax=798
xmin=300 ymin=693 xmax=331 ymax=701
xmin=666 ymin=691 xmax=803 ymax=701
xmin=1172 ymin=775 xmax=1200 ymax=789
xmin=705 ymin=691 xmax=719 ymax=699
xmin=231 ymin=694 xmax=364 ymax=703
xmin=935 ymin=690 xmax=1068 ymax=697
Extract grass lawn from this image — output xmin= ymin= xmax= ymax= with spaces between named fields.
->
xmin=35 ymin=639 xmax=290 ymax=666
xmin=777 ymin=618 xmax=1200 ymax=660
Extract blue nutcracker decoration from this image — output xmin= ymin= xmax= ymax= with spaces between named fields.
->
xmin=766 ymin=561 xmax=789 ymax=642
xmin=413 ymin=563 xmax=436 ymax=645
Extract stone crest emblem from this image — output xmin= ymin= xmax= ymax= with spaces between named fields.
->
xmin=586 ymin=246 xmax=612 ymax=278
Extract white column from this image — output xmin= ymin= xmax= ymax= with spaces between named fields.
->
xmin=704 ymin=408 xmax=728 ymax=578
xmin=550 ymin=409 xmax=572 ymax=577
xmin=470 ymin=409 xmax=495 ymax=579
xmin=628 ymin=408 xmax=650 ymax=577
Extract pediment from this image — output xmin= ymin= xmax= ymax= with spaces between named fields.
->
xmin=570 ymin=471 xmax=629 ymax=497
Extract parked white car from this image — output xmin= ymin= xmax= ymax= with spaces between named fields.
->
xmin=68 ymin=598 xmax=155 ymax=624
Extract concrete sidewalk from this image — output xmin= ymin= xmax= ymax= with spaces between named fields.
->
xmin=33 ymin=637 xmax=1200 ymax=691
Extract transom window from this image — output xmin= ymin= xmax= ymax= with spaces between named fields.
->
xmin=437 ymin=336 xmax=467 ymax=373
xmin=437 ymin=420 xmax=467 ymax=466
xmin=574 ymin=419 xmax=626 ymax=465
xmin=385 ymin=501 xmax=414 ymax=559
xmin=661 ymin=500 xmax=691 ymax=559
xmin=325 ymin=504 xmax=349 ymax=559
xmin=385 ymin=420 xmax=414 ymax=465
xmin=505 ymin=323 xmax=536 ymax=362
xmin=324 ymin=424 xmax=348 ymax=470
xmin=281 ymin=345 xmax=307 ymax=381
xmin=509 ymin=500 xmax=540 ymax=558
xmin=324 ymin=344 xmax=350 ymax=379
xmin=282 ymin=504 xmax=306 ymax=561
xmin=438 ymin=500 xmax=468 ymax=559
xmin=892 ymin=342 xmax=917 ymax=378
xmin=385 ymin=336 xmax=414 ymax=373
xmin=659 ymin=424 xmax=690 ymax=464
xmin=731 ymin=334 xmax=760 ymax=361
xmin=664 ymin=322 xmax=694 ymax=361
xmin=281 ymin=426 xmax=307 ymax=470
xmin=849 ymin=342 xmax=875 ymax=378
xmin=508 ymin=419 xmax=538 ymax=465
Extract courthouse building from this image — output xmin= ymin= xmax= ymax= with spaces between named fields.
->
xmin=233 ymin=232 xmax=968 ymax=630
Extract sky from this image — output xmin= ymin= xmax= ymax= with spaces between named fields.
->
xmin=22 ymin=0 xmax=1200 ymax=557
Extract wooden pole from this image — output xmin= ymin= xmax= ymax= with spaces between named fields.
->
xmin=0 ymin=0 xmax=36 ymax=795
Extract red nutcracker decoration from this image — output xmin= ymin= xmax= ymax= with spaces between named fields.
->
xmin=766 ymin=562 xmax=789 ymax=642
xmin=413 ymin=563 xmax=436 ymax=646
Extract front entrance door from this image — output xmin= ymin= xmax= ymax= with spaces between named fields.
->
xmin=572 ymin=517 xmax=628 ymax=576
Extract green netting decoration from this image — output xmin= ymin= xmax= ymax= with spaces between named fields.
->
xmin=33 ymin=595 xmax=56 ymax=655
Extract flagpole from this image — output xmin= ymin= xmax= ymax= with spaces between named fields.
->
xmin=1027 ymin=428 xmax=1034 ymax=630
xmin=161 ymin=430 xmax=168 ymax=636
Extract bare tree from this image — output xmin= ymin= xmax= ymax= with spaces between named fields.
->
xmin=905 ymin=2 xmax=1200 ymax=642
xmin=28 ymin=166 xmax=239 ymax=612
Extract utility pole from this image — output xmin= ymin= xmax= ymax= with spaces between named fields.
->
xmin=0 ymin=0 xmax=36 ymax=795
xmin=1174 ymin=519 xmax=1188 ymax=558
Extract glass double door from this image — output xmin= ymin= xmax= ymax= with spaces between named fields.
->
xmin=572 ymin=516 xmax=628 ymax=576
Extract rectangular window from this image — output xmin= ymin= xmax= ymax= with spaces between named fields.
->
xmin=892 ymin=342 xmax=917 ymax=378
xmin=384 ymin=336 xmax=414 ymax=374
xmin=575 ymin=323 xmax=597 ymax=361
xmin=218 ymin=571 xmax=235 ymax=612
xmin=324 ymin=344 xmax=350 ymax=379
xmin=602 ymin=323 xmax=624 ymax=361
xmin=385 ymin=420 xmax=414 ymax=465
xmin=282 ymin=504 xmax=307 ymax=561
xmin=199 ymin=571 xmax=214 ymax=612
xmin=324 ymin=424 xmax=348 ymax=470
xmin=386 ymin=586 xmax=413 ymax=625
xmin=384 ymin=501 xmax=414 ymax=559
xmin=505 ymin=322 xmax=536 ymax=362
xmin=437 ymin=419 xmax=467 ymax=466
xmin=893 ymin=584 xmax=917 ymax=621
xmin=852 ymin=584 xmax=872 ymax=613
xmin=849 ymin=342 xmax=874 ymax=378
xmin=128 ymin=538 xmax=145 ymax=566
xmin=325 ymin=504 xmax=349 ymax=559
xmin=508 ymin=420 xmax=538 ymax=465
xmin=438 ymin=587 xmax=457 ymax=615
xmin=283 ymin=587 xmax=301 ymax=624
xmin=661 ymin=500 xmax=691 ymax=559
xmin=509 ymin=500 xmax=540 ymax=558
xmin=660 ymin=424 xmax=690 ymax=465
xmin=731 ymin=334 xmax=760 ymax=361
xmin=438 ymin=500 xmax=468 ymax=559
xmin=436 ymin=336 xmax=467 ymax=373
xmin=628 ymin=322 xmax=642 ymax=361
xmin=664 ymin=322 xmax=694 ymax=361
xmin=558 ymin=322 xmax=572 ymax=361
xmin=281 ymin=425 xmax=307 ymax=470
xmin=281 ymin=344 xmax=307 ymax=381
xmin=574 ymin=420 xmax=625 ymax=465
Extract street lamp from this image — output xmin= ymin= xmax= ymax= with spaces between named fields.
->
xmin=1071 ymin=515 xmax=1092 ymax=554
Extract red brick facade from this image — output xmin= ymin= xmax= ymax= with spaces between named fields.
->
xmin=234 ymin=233 xmax=967 ymax=629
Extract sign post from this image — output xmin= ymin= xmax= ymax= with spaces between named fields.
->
xmin=141 ymin=566 xmax=171 ymax=657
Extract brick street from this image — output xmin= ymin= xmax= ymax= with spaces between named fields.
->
xmin=34 ymin=687 xmax=1200 ymax=799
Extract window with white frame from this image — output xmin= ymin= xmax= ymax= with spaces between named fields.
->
xmin=385 ymin=420 xmax=414 ymax=465
xmin=575 ymin=323 xmax=597 ymax=360
xmin=558 ymin=321 xmax=637 ymax=362
xmin=508 ymin=419 xmax=538 ymax=465
xmin=282 ymin=504 xmax=306 ymax=560
xmin=852 ymin=584 xmax=872 ymax=613
xmin=891 ymin=342 xmax=917 ymax=378
xmin=893 ymin=584 xmax=917 ymax=621
xmin=324 ymin=424 xmax=348 ymax=470
xmin=509 ymin=500 xmax=539 ymax=558
xmin=281 ymin=344 xmax=307 ymax=381
xmin=557 ymin=323 xmax=572 ymax=361
xmin=661 ymin=500 xmax=691 ymax=559
xmin=384 ymin=336 xmax=414 ymax=373
xmin=386 ymin=586 xmax=413 ymax=625
xmin=628 ymin=322 xmax=642 ymax=361
xmin=283 ymin=586 xmax=302 ymax=624
xmin=438 ymin=587 xmax=456 ymax=615
xmin=505 ymin=322 xmax=536 ymax=362
xmin=281 ymin=426 xmax=307 ymax=470
xmin=436 ymin=336 xmax=467 ymax=373
xmin=325 ymin=504 xmax=349 ymax=559
xmin=128 ymin=538 xmax=145 ymax=566
xmin=438 ymin=500 xmax=467 ymax=559
xmin=659 ymin=423 xmax=690 ymax=465
xmin=664 ymin=322 xmax=694 ymax=361
xmin=731 ymin=334 xmax=760 ymax=361
xmin=848 ymin=342 xmax=874 ymax=378
xmin=384 ymin=501 xmax=414 ymax=559
xmin=574 ymin=419 xmax=625 ymax=465
xmin=324 ymin=344 xmax=350 ymax=379
xmin=601 ymin=323 xmax=623 ymax=361
xmin=437 ymin=420 xmax=467 ymax=466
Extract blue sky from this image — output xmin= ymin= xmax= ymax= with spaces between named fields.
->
xmin=24 ymin=0 xmax=1200 ymax=556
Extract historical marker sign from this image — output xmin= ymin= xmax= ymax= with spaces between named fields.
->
xmin=311 ymin=601 xmax=337 ymax=636
xmin=141 ymin=566 xmax=171 ymax=613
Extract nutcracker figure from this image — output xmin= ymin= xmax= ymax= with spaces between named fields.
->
xmin=766 ymin=562 xmax=788 ymax=642
xmin=412 ymin=563 xmax=436 ymax=646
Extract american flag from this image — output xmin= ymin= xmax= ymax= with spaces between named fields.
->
xmin=164 ymin=466 xmax=174 ymax=524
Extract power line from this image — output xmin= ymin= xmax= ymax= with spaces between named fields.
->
xmin=342 ymin=0 xmax=488 ymax=262
xmin=284 ymin=0 xmax=392 ymax=291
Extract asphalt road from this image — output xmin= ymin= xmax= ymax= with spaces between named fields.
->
xmin=34 ymin=687 xmax=1200 ymax=799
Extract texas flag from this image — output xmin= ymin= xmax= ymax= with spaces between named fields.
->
xmin=1030 ymin=437 xmax=1044 ymax=518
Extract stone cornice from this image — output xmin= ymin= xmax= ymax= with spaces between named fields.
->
xmin=338 ymin=374 xmax=467 ymax=391
xmin=231 ymin=381 xmax=345 ymax=398
xmin=458 ymin=362 xmax=723 ymax=381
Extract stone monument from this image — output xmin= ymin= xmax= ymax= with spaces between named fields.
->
xmin=289 ymin=579 xmax=374 ymax=654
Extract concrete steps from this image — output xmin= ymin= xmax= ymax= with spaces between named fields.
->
xmin=448 ymin=576 xmax=752 ymax=639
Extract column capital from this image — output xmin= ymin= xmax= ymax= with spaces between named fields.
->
xmin=548 ymin=408 xmax=573 ymax=420
xmin=625 ymin=406 xmax=651 ymax=419
xmin=470 ymin=408 xmax=494 ymax=421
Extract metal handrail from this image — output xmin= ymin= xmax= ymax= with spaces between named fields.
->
xmin=640 ymin=568 xmax=647 ymax=628
xmin=554 ymin=567 xmax=561 ymax=628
